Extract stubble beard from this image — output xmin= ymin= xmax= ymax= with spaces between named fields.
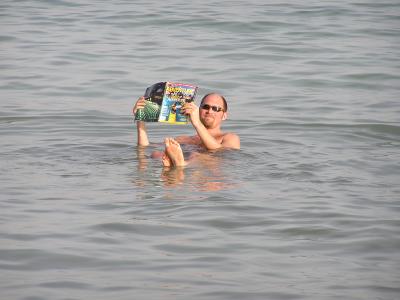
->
xmin=201 ymin=116 xmax=214 ymax=128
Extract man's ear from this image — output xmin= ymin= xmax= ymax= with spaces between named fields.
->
xmin=222 ymin=112 xmax=227 ymax=121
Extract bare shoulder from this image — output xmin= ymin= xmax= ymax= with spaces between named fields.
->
xmin=222 ymin=132 xmax=240 ymax=149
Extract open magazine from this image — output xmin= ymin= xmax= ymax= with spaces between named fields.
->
xmin=134 ymin=82 xmax=198 ymax=124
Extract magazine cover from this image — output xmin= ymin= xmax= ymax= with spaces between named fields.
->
xmin=134 ymin=82 xmax=165 ymax=122
xmin=135 ymin=82 xmax=198 ymax=124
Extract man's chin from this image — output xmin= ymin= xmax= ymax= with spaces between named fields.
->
xmin=202 ymin=119 xmax=214 ymax=127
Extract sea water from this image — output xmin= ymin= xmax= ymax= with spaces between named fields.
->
xmin=1 ymin=1 xmax=400 ymax=299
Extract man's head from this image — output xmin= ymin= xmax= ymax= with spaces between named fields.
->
xmin=199 ymin=93 xmax=228 ymax=129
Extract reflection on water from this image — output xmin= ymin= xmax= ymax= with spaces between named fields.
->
xmin=135 ymin=145 xmax=239 ymax=192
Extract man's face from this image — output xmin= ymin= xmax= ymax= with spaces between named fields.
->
xmin=199 ymin=94 xmax=226 ymax=129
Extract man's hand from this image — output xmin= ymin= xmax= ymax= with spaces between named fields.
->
xmin=133 ymin=96 xmax=146 ymax=115
xmin=182 ymin=102 xmax=200 ymax=126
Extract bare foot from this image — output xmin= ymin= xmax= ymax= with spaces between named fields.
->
xmin=161 ymin=153 xmax=172 ymax=167
xmin=164 ymin=138 xmax=187 ymax=167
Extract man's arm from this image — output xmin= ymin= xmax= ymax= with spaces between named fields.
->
xmin=136 ymin=121 xmax=149 ymax=146
xmin=192 ymin=121 xmax=224 ymax=150
xmin=182 ymin=103 xmax=222 ymax=150
xmin=183 ymin=103 xmax=240 ymax=150
xmin=195 ymin=128 xmax=240 ymax=150
xmin=133 ymin=97 xmax=150 ymax=146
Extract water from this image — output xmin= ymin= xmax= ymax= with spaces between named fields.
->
xmin=1 ymin=1 xmax=400 ymax=299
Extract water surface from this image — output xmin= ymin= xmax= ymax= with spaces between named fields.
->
xmin=1 ymin=1 xmax=400 ymax=299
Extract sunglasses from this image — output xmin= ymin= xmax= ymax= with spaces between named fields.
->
xmin=200 ymin=104 xmax=224 ymax=112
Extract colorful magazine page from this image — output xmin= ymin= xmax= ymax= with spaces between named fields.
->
xmin=158 ymin=82 xmax=198 ymax=124
xmin=135 ymin=82 xmax=198 ymax=124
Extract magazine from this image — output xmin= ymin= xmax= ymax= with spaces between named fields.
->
xmin=134 ymin=82 xmax=198 ymax=124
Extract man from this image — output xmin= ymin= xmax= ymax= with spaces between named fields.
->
xmin=133 ymin=93 xmax=240 ymax=166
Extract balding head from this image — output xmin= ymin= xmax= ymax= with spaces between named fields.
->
xmin=200 ymin=93 xmax=228 ymax=112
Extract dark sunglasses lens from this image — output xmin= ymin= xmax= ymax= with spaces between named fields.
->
xmin=202 ymin=104 xmax=222 ymax=112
